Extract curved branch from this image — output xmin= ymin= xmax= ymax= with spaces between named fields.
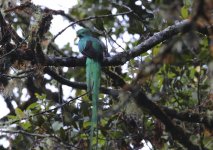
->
xmin=51 ymin=10 xmax=133 ymax=42
xmin=162 ymin=107 xmax=213 ymax=130
xmin=14 ymin=20 xmax=191 ymax=67
xmin=43 ymin=67 xmax=119 ymax=97
xmin=45 ymin=66 xmax=212 ymax=149
xmin=0 ymin=129 xmax=80 ymax=149
xmin=105 ymin=20 xmax=191 ymax=66
xmin=130 ymin=86 xmax=206 ymax=150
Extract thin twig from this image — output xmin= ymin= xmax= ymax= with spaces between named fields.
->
xmin=0 ymin=91 xmax=88 ymax=126
xmin=108 ymin=34 xmax=125 ymax=51
xmin=0 ymin=129 xmax=80 ymax=149
xmin=4 ymin=1 xmax=32 ymax=13
xmin=0 ymin=35 xmax=29 ymax=59
xmin=0 ymin=129 xmax=51 ymax=137
xmin=51 ymin=10 xmax=133 ymax=42
xmin=16 ymin=68 xmax=36 ymax=75
xmin=0 ymin=73 xmax=32 ymax=79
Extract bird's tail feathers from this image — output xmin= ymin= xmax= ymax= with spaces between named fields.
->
xmin=86 ymin=58 xmax=101 ymax=149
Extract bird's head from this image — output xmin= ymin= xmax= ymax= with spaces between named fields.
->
xmin=76 ymin=28 xmax=92 ymax=38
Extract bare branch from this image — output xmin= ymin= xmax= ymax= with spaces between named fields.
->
xmin=0 ymin=91 xmax=88 ymax=126
xmin=0 ymin=129 xmax=80 ymax=149
xmin=43 ymin=67 xmax=119 ymax=97
xmin=14 ymin=20 xmax=192 ymax=67
xmin=0 ymin=36 xmax=29 ymax=59
xmin=105 ymin=20 xmax=192 ymax=66
xmin=130 ymin=86 xmax=206 ymax=150
xmin=162 ymin=107 xmax=213 ymax=130
xmin=0 ymin=129 xmax=51 ymax=138
xmin=51 ymin=10 xmax=133 ymax=42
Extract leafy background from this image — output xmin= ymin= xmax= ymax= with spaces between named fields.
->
xmin=0 ymin=0 xmax=213 ymax=149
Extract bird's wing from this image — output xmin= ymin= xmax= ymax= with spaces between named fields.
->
xmin=82 ymin=40 xmax=103 ymax=61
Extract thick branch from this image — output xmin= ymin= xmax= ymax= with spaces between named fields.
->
xmin=130 ymin=86 xmax=205 ymax=150
xmin=104 ymin=19 xmax=191 ymax=66
xmin=163 ymin=107 xmax=213 ymax=130
xmin=13 ymin=20 xmax=191 ymax=67
xmin=43 ymin=67 xmax=119 ymax=97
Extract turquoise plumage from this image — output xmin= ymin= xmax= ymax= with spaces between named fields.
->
xmin=77 ymin=28 xmax=104 ymax=149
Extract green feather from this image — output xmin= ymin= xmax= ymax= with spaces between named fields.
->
xmin=87 ymin=58 xmax=101 ymax=149
xmin=77 ymin=28 xmax=104 ymax=149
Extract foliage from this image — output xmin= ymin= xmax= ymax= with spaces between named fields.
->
xmin=0 ymin=0 xmax=213 ymax=149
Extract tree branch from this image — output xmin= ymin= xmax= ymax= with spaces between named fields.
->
xmin=0 ymin=129 xmax=80 ymax=149
xmin=13 ymin=20 xmax=191 ymax=67
xmin=162 ymin=107 xmax=213 ymax=130
xmin=51 ymin=10 xmax=133 ymax=42
xmin=43 ymin=67 xmax=119 ymax=97
xmin=130 ymin=86 xmax=206 ymax=150
xmin=105 ymin=20 xmax=191 ymax=66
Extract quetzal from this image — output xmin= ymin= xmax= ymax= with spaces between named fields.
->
xmin=76 ymin=28 xmax=104 ymax=148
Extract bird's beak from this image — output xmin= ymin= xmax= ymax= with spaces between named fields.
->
xmin=74 ymin=36 xmax=78 ymax=45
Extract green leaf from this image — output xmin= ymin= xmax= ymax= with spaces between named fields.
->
xmin=83 ymin=121 xmax=91 ymax=129
xmin=52 ymin=121 xmax=63 ymax=131
xmin=168 ymin=72 xmax=176 ymax=78
xmin=59 ymin=128 xmax=67 ymax=141
xmin=7 ymin=115 xmax=18 ymax=120
xmin=152 ymin=44 xmax=161 ymax=56
xmin=184 ymin=0 xmax=192 ymax=7
xmin=203 ymin=136 xmax=213 ymax=149
xmin=26 ymin=102 xmax=39 ymax=110
xmin=20 ymin=121 xmax=31 ymax=130
xmin=109 ymin=130 xmax=123 ymax=139
xmin=100 ymin=119 xmax=108 ymax=126
xmin=35 ymin=93 xmax=46 ymax=100
xmin=181 ymin=6 xmax=189 ymax=19
xmin=80 ymin=133 xmax=88 ymax=139
xmin=97 ymin=133 xmax=106 ymax=146
xmin=15 ymin=108 xmax=25 ymax=119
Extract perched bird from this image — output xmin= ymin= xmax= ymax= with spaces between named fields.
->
xmin=76 ymin=28 xmax=105 ymax=149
